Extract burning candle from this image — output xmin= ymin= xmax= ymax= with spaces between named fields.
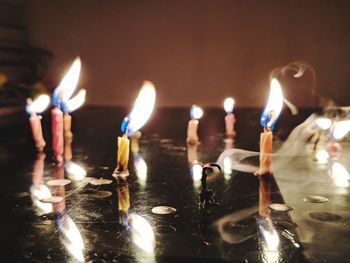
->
xmin=258 ymin=79 xmax=283 ymax=175
xmin=224 ymin=97 xmax=236 ymax=137
xmin=63 ymin=89 xmax=86 ymax=138
xmin=52 ymin=57 xmax=82 ymax=162
xmin=186 ymin=105 xmax=203 ymax=145
xmin=26 ymin=95 xmax=50 ymax=151
xmin=114 ymin=81 xmax=156 ymax=177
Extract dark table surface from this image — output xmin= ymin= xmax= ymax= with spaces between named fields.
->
xmin=0 ymin=106 xmax=349 ymax=263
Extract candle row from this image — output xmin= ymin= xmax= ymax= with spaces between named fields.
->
xmin=26 ymin=58 xmax=86 ymax=163
xmin=27 ymin=57 xmax=286 ymax=177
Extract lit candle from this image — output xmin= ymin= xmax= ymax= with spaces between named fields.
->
xmin=186 ymin=105 xmax=203 ymax=145
xmin=258 ymin=79 xmax=283 ymax=175
xmin=224 ymin=97 xmax=236 ymax=137
xmin=26 ymin=95 xmax=50 ymax=151
xmin=114 ymin=81 xmax=156 ymax=177
xmin=63 ymin=89 xmax=86 ymax=139
xmin=52 ymin=57 xmax=82 ymax=162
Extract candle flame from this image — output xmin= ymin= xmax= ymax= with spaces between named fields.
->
xmin=53 ymin=57 xmax=81 ymax=106
xmin=224 ymin=97 xmax=235 ymax=113
xmin=260 ymin=79 xmax=284 ymax=129
xmin=121 ymin=81 xmax=156 ymax=135
xmin=26 ymin=95 xmax=50 ymax=114
xmin=190 ymin=105 xmax=203 ymax=120
xmin=332 ymin=120 xmax=350 ymax=141
xmin=315 ymin=118 xmax=332 ymax=130
xmin=65 ymin=89 xmax=86 ymax=113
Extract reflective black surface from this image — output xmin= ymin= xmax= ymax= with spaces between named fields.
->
xmin=0 ymin=107 xmax=348 ymax=262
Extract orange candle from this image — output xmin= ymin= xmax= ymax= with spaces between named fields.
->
xmin=258 ymin=79 xmax=284 ymax=175
xmin=63 ymin=113 xmax=73 ymax=139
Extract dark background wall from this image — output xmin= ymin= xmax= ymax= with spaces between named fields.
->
xmin=24 ymin=0 xmax=350 ymax=108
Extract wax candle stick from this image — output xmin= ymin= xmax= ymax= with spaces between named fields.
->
xmin=26 ymin=95 xmax=50 ymax=151
xmin=258 ymin=79 xmax=283 ymax=175
xmin=116 ymin=133 xmax=130 ymax=175
xmin=52 ymin=106 xmax=64 ymax=163
xmin=187 ymin=105 xmax=203 ymax=145
xmin=63 ymin=113 xmax=73 ymax=139
xmin=114 ymin=81 xmax=156 ymax=177
xmin=224 ymin=97 xmax=236 ymax=137
xmin=64 ymin=131 xmax=73 ymax=161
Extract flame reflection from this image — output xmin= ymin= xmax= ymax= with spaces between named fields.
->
xmin=129 ymin=214 xmax=155 ymax=253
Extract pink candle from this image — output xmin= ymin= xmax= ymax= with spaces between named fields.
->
xmin=29 ymin=114 xmax=46 ymax=151
xmin=52 ymin=107 xmax=64 ymax=163
xmin=26 ymin=95 xmax=50 ymax=151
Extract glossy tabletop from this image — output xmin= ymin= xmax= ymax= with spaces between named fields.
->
xmin=0 ymin=107 xmax=348 ymax=263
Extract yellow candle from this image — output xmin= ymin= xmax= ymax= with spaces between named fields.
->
xmin=116 ymin=133 xmax=130 ymax=174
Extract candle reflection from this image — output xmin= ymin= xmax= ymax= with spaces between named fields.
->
xmin=116 ymin=178 xmax=130 ymax=225
xmin=187 ymin=144 xmax=202 ymax=186
xmin=30 ymin=152 xmax=53 ymax=215
xmin=53 ymin=164 xmax=85 ymax=262
xmin=53 ymin=164 xmax=66 ymax=214
xmin=257 ymin=174 xmax=280 ymax=263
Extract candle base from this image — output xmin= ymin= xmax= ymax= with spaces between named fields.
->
xmin=112 ymin=169 xmax=129 ymax=178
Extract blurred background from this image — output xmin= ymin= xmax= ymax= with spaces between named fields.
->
xmin=1 ymin=0 xmax=350 ymax=111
